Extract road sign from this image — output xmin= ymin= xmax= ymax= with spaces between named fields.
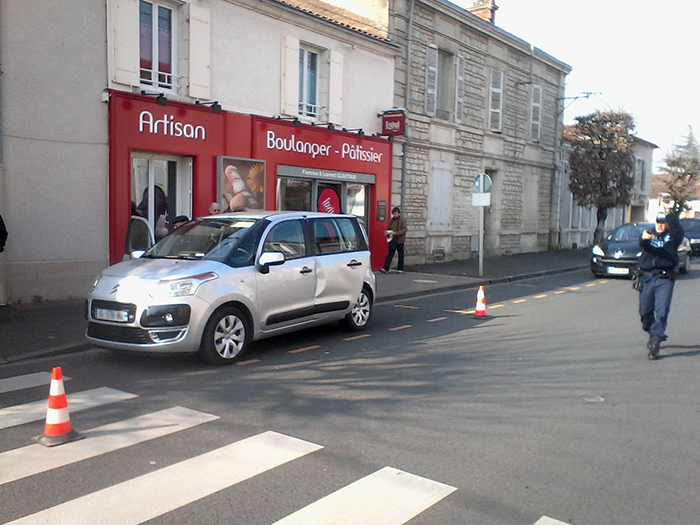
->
xmin=474 ymin=173 xmax=492 ymax=193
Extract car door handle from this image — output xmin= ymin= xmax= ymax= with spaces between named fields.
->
xmin=300 ymin=266 xmax=313 ymax=275
xmin=347 ymin=260 xmax=363 ymax=268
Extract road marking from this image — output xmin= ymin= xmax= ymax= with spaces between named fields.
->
xmin=236 ymin=359 xmax=261 ymax=365
xmin=394 ymin=304 xmax=419 ymax=309
xmin=344 ymin=334 xmax=371 ymax=341
xmin=585 ymin=283 xmax=596 ymax=287
xmin=389 ymin=325 xmax=412 ymax=331
xmin=0 ymin=407 xmax=219 ymax=485
xmin=599 ymin=280 xmax=609 ymax=283
xmin=288 ymin=345 xmax=321 ymax=354
xmin=554 ymin=290 xmax=565 ymax=294
xmin=7 ymin=431 xmax=322 ymax=525
xmin=0 ymin=387 xmax=137 ymax=430
xmin=271 ymin=466 xmax=456 ymax=525
xmin=0 ymin=372 xmax=67 ymax=394
xmin=534 ymin=294 xmax=547 ymax=299
xmin=444 ymin=309 xmax=474 ymax=315
xmin=513 ymin=299 xmax=527 ymax=303
xmin=427 ymin=317 xmax=447 ymax=322
xmin=489 ymin=304 xmax=504 ymax=309
xmin=534 ymin=517 xmax=572 ymax=525
xmin=566 ymin=286 xmax=580 ymax=290
xmin=412 ymin=279 xmax=438 ymax=283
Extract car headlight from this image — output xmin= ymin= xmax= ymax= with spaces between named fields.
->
xmin=88 ymin=275 xmax=102 ymax=293
xmin=592 ymin=245 xmax=604 ymax=257
xmin=150 ymin=272 xmax=218 ymax=299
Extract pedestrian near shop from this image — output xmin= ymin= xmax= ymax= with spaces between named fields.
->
xmin=0 ymin=213 xmax=7 ymax=253
xmin=637 ymin=211 xmax=684 ymax=360
xmin=380 ymin=207 xmax=407 ymax=274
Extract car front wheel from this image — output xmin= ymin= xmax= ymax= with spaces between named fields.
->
xmin=200 ymin=306 xmax=251 ymax=365
xmin=341 ymin=287 xmax=372 ymax=331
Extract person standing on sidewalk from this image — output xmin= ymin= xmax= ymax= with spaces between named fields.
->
xmin=637 ymin=211 xmax=684 ymax=360
xmin=380 ymin=207 xmax=407 ymax=274
xmin=0 ymin=213 xmax=7 ymax=252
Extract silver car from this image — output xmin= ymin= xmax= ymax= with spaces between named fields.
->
xmin=86 ymin=212 xmax=375 ymax=365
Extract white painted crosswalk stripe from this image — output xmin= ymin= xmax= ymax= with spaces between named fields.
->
xmin=0 ymin=372 xmax=66 ymax=394
xmin=0 ymin=406 xmax=218 ymax=485
xmin=0 ymin=387 xmax=137 ymax=430
xmin=271 ymin=466 xmax=457 ymax=525
xmin=6 ymin=431 xmax=323 ymax=525
xmin=534 ymin=517 xmax=571 ymax=525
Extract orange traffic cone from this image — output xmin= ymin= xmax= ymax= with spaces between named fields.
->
xmin=35 ymin=367 xmax=83 ymax=447
xmin=474 ymin=286 xmax=487 ymax=317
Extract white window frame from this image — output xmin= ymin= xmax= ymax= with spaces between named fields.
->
xmin=425 ymin=44 xmax=438 ymax=117
xmin=139 ymin=0 xmax=178 ymax=91
xmin=454 ymin=55 xmax=465 ymax=124
xmin=530 ymin=84 xmax=542 ymax=142
xmin=299 ymin=46 xmax=320 ymax=118
xmin=489 ymin=69 xmax=504 ymax=132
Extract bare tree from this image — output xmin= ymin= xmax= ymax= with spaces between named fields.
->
xmin=568 ymin=110 xmax=636 ymax=245
xmin=659 ymin=128 xmax=700 ymax=213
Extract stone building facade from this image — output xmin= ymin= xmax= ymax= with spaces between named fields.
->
xmin=387 ymin=0 xmax=572 ymax=264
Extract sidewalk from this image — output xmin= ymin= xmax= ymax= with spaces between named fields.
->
xmin=0 ymin=248 xmax=591 ymax=364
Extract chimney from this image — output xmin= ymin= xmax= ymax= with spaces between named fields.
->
xmin=467 ymin=0 xmax=498 ymax=24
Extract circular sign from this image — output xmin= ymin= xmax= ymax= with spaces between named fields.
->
xmin=474 ymin=174 xmax=492 ymax=193
xmin=318 ymin=188 xmax=341 ymax=214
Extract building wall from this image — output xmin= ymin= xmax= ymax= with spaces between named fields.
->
xmin=389 ymin=0 xmax=571 ymax=264
xmin=0 ymin=0 xmax=396 ymax=303
xmin=1 ymin=0 xmax=110 ymax=303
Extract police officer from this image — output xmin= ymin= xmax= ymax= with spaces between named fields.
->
xmin=637 ymin=211 xmax=684 ymax=360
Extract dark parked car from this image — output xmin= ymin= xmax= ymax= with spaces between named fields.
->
xmin=591 ymin=222 xmax=691 ymax=277
xmin=680 ymin=218 xmax=700 ymax=256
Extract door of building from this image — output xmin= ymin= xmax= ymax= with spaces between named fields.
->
xmin=130 ymin=154 xmax=192 ymax=243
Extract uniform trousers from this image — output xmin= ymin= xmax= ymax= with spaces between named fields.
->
xmin=639 ymin=274 xmax=675 ymax=342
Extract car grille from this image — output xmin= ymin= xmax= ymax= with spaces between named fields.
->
xmin=87 ymin=322 xmax=153 ymax=344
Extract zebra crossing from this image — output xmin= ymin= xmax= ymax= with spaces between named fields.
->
xmin=0 ymin=371 xmax=572 ymax=525
xmin=0 ymin=372 xmax=456 ymax=525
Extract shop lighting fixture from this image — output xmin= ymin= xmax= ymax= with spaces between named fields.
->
xmin=313 ymin=122 xmax=335 ymax=132
xmin=276 ymin=116 xmax=302 ymax=128
xmin=140 ymin=90 xmax=167 ymax=106
xmin=195 ymin=100 xmax=222 ymax=113
xmin=342 ymin=128 xmax=365 ymax=137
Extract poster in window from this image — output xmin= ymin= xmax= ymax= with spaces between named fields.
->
xmin=217 ymin=157 xmax=266 ymax=212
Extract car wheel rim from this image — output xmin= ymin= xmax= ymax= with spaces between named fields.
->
xmin=351 ymin=293 xmax=370 ymax=327
xmin=213 ymin=314 xmax=245 ymax=359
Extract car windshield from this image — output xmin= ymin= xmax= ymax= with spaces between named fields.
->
xmin=143 ymin=218 xmax=258 ymax=260
xmin=608 ymin=224 xmax=647 ymax=242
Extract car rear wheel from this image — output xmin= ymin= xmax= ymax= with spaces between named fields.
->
xmin=341 ymin=287 xmax=372 ymax=331
xmin=200 ymin=306 xmax=251 ymax=365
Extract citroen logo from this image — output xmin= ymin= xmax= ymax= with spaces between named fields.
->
xmin=110 ymin=284 xmax=120 ymax=295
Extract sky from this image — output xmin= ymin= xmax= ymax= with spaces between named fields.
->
xmin=489 ymin=0 xmax=699 ymax=171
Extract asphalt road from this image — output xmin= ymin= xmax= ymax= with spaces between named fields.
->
xmin=1 ymin=269 xmax=699 ymax=524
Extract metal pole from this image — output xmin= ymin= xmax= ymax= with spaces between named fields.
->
xmin=478 ymin=173 xmax=484 ymax=277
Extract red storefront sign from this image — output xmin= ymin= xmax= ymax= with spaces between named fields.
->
xmin=381 ymin=111 xmax=405 ymax=136
xmin=108 ymin=91 xmax=392 ymax=269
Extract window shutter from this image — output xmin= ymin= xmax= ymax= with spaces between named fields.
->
xmin=281 ymin=36 xmax=300 ymax=116
xmin=454 ymin=55 xmax=465 ymax=124
xmin=425 ymin=44 xmax=438 ymax=117
xmin=328 ymin=49 xmax=344 ymax=125
xmin=427 ymin=161 xmax=452 ymax=232
xmin=489 ymin=70 xmax=503 ymax=132
xmin=530 ymin=84 xmax=542 ymax=141
xmin=109 ymin=0 xmax=140 ymax=86
xmin=188 ymin=4 xmax=211 ymax=100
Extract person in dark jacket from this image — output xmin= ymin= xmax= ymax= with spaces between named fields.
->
xmin=637 ymin=211 xmax=684 ymax=359
xmin=0 ymin=213 xmax=7 ymax=253
xmin=379 ymin=207 xmax=407 ymax=274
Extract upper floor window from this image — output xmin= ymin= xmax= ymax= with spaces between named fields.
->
xmin=299 ymin=47 xmax=319 ymax=118
xmin=489 ymin=70 xmax=504 ymax=132
xmin=636 ymin=159 xmax=646 ymax=191
xmin=530 ymin=85 xmax=542 ymax=142
xmin=140 ymin=0 xmax=175 ymax=89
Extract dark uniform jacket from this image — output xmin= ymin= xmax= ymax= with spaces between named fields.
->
xmin=638 ymin=213 xmax=684 ymax=272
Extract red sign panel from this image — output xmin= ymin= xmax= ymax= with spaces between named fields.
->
xmin=381 ymin=112 xmax=405 ymax=136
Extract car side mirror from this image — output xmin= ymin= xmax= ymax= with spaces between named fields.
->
xmin=258 ymin=251 xmax=285 ymax=274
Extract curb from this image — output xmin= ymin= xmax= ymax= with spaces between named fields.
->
xmin=376 ymin=264 xmax=587 ymax=304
